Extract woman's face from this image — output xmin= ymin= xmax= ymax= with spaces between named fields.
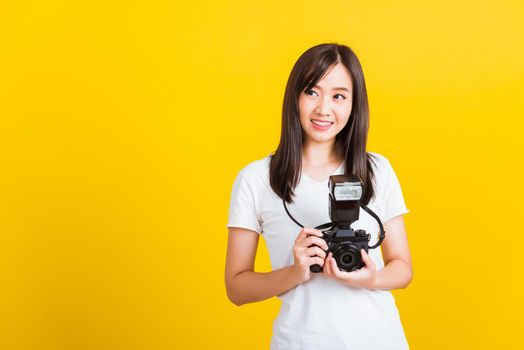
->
xmin=298 ymin=62 xmax=353 ymax=146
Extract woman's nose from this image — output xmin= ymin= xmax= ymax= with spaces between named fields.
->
xmin=316 ymin=97 xmax=332 ymax=116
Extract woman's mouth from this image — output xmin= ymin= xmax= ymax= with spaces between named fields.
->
xmin=311 ymin=119 xmax=334 ymax=130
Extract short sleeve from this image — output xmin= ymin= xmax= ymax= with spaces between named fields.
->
xmin=226 ymin=172 xmax=262 ymax=234
xmin=380 ymin=157 xmax=409 ymax=223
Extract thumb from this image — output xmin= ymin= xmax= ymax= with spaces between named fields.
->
xmin=361 ymin=249 xmax=375 ymax=268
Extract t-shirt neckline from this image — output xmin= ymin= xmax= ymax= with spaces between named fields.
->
xmin=301 ymin=161 xmax=345 ymax=184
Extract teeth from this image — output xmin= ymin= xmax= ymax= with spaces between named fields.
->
xmin=311 ymin=120 xmax=333 ymax=126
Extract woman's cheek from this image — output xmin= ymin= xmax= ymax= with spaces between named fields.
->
xmin=337 ymin=109 xmax=352 ymax=127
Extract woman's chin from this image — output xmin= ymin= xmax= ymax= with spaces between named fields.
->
xmin=305 ymin=133 xmax=336 ymax=144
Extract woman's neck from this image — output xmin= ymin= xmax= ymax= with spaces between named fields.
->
xmin=302 ymin=140 xmax=342 ymax=167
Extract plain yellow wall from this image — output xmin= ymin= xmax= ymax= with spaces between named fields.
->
xmin=1 ymin=0 xmax=523 ymax=349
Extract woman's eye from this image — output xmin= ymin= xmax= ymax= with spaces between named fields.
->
xmin=306 ymin=89 xmax=318 ymax=96
xmin=334 ymin=94 xmax=346 ymax=100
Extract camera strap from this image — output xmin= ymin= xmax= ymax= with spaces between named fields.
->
xmin=282 ymin=199 xmax=386 ymax=249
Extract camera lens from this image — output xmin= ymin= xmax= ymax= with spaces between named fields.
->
xmin=341 ymin=253 xmax=354 ymax=265
xmin=332 ymin=243 xmax=362 ymax=272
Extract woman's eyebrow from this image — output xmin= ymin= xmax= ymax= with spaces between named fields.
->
xmin=313 ymin=85 xmax=350 ymax=92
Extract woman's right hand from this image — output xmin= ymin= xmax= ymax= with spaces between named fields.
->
xmin=291 ymin=227 xmax=329 ymax=283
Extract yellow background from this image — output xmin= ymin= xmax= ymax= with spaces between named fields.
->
xmin=1 ymin=0 xmax=523 ymax=349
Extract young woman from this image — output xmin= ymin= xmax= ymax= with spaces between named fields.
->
xmin=225 ymin=43 xmax=413 ymax=350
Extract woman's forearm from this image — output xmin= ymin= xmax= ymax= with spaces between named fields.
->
xmin=372 ymin=259 xmax=413 ymax=290
xmin=227 ymin=265 xmax=303 ymax=306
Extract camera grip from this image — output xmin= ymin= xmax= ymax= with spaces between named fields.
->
xmin=310 ymin=264 xmax=323 ymax=273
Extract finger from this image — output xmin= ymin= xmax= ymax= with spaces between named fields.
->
xmin=324 ymin=252 xmax=332 ymax=275
xmin=305 ymin=246 xmax=327 ymax=259
xmin=330 ymin=256 xmax=343 ymax=278
xmin=295 ymin=227 xmax=322 ymax=243
xmin=303 ymin=236 xmax=329 ymax=251
xmin=361 ymin=249 xmax=375 ymax=269
xmin=302 ymin=227 xmax=324 ymax=237
xmin=309 ymin=256 xmax=324 ymax=268
xmin=295 ymin=228 xmax=308 ymax=242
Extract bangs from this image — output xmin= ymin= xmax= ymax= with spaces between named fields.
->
xmin=300 ymin=50 xmax=340 ymax=93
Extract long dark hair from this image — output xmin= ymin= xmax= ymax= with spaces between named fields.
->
xmin=270 ymin=43 xmax=377 ymax=204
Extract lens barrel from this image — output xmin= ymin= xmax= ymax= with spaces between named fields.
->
xmin=332 ymin=243 xmax=362 ymax=272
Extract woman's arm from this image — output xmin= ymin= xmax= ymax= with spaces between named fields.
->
xmin=323 ymin=214 xmax=413 ymax=290
xmin=225 ymin=226 xmax=328 ymax=306
xmin=225 ymin=227 xmax=302 ymax=306
xmin=372 ymin=214 xmax=413 ymax=289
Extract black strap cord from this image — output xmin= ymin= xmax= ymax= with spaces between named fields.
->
xmin=361 ymin=204 xmax=385 ymax=249
xmin=282 ymin=197 xmax=306 ymax=228
xmin=283 ymin=199 xmax=386 ymax=249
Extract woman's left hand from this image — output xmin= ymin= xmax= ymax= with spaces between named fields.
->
xmin=322 ymin=249 xmax=377 ymax=289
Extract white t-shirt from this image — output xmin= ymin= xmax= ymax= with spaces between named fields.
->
xmin=227 ymin=152 xmax=410 ymax=350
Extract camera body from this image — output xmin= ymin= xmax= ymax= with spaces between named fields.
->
xmin=310 ymin=226 xmax=371 ymax=273
xmin=310 ymin=174 xmax=372 ymax=273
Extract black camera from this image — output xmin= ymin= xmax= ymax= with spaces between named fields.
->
xmin=283 ymin=174 xmax=385 ymax=273
xmin=312 ymin=227 xmax=371 ymax=273
xmin=310 ymin=175 xmax=372 ymax=273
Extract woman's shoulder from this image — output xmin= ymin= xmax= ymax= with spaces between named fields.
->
xmin=235 ymin=153 xmax=272 ymax=182
xmin=367 ymin=151 xmax=397 ymax=179
xmin=368 ymin=151 xmax=391 ymax=169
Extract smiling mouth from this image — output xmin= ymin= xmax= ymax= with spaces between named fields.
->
xmin=311 ymin=119 xmax=334 ymax=126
